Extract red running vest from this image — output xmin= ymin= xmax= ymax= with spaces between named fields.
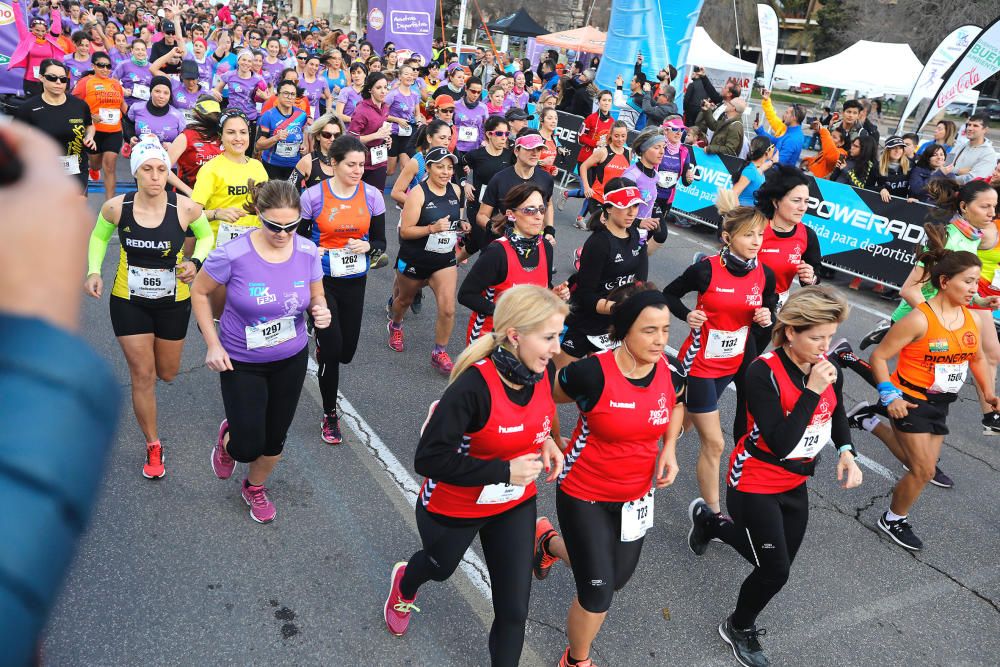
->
xmin=559 ymin=350 xmax=676 ymax=503
xmin=466 ymin=237 xmax=549 ymax=344
xmin=678 ymin=254 xmax=766 ymax=378
xmin=758 ymin=223 xmax=808 ymax=299
xmin=419 ymin=358 xmax=554 ymax=518
xmin=727 ymin=351 xmax=837 ymax=494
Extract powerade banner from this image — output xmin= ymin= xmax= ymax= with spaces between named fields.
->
xmin=554 ymin=111 xmax=584 ymax=173
xmin=672 ymin=147 xmax=931 ymax=288
xmin=365 ymin=0 xmax=433 ymax=65
xmin=0 ymin=1 xmax=24 ymax=94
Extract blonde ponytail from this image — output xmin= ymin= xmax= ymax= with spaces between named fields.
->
xmin=449 ymin=284 xmax=569 ymax=383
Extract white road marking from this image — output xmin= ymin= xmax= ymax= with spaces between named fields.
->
xmin=665 ymin=345 xmax=893 ymax=481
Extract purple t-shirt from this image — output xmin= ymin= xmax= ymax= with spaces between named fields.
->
xmin=504 ymin=90 xmax=529 ymax=111
xmin=337 ymin=86 xmax=362 ymax=118
xmin=171 ymin=80 xmax=208 ymax=118
xmin=183 ymin=56 xmax=215 ymax=88
xmin=299 ymin=76 xmax=327 ymax=119
xmin=62 ymin=54 xmax=90 ymax=86
xmin=261 ymin=58 xmax=286 ymax=88
xmin=453 ymin=99 xmax=488 ymax=153
xmin=203 ymin=233 xmax=323 ymax=363
xmin=113 ymin=60 xmax=153 ymax=106
xmin=622 ymin=164 xmax=658 ymax=220
xmin=110 ymin=48 xmax=131 ymax=67
xmin=385 ymin=86 xmax=418 ymax=135
xmin=221 ymin=70 xmax=266 ymax=120
xmin=127 ymin=103 xmax=188 ymax=143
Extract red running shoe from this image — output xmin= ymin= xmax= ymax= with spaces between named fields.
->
xmin=384 ymin=561 xmax=420 ymax=636
xmin=533 ymin=516 xmax=561 ymax=580
xmin=142 ymin=441 xmax=165 ymax=479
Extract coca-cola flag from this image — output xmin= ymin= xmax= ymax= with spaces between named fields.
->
xmin=917 ymin=15 xmax=1000 ymax=130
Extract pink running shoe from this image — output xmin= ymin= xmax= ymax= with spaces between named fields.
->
xmin=241 ymin=479 xmax=276 ymax=523
xmin=212 ymin=419 xmax=236 ymax=479
xmin=430 ymin=348 xmax=453 ymax=375
xmin=321 ymin=412 xmax=343 ymax=445
xmin=387 ymin=321 xmax=404 ymax=352
xmin=384 ymin=562 xmax=420 ymax=636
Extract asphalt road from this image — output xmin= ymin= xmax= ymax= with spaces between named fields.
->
xmin=42 ymin=173 xmax=1000 ymax=666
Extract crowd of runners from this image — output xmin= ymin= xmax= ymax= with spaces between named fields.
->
xmin=9 ymin=2 xmax=1000 ymax=666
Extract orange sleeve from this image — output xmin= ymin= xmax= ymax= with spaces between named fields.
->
xmin=819 ymin=127 xmax=839 ymax=168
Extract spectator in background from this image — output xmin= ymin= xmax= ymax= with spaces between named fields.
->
xmin=569 ymin=69 xmax=599 ymax=118
xmin=833 ymin=134 xmax=878 ymax=190
xmin=807 ymin=106 xmax=833 ymax=150
xmin=732 ymin=136 xmax=775 ymax=206
xmin=683 ymin=65 xmax=721 ymax=126
xmin=943 ymin=114 xmax=996 ymax=184
xmin=803 ymin=122 xmax=847 ymax=179
xmin=831 ymin=99 xmax=877 ymax=143
xmin=700 ymin=97 xmax=746 ymax=157
xmin=613 ymin=71 xmax=646 ymax=130
xmin=754 ymin=89 xmax=805 ymax=166
xmin=874 ymin=135 xmax=912 ymax=202
xmin=641 ymin=83 xmax=678 ymax=127
xmin=918 ymin=119 xmax=957 ymax=155
xmin=696 ymin=79 xmax=741 ymax=140
xmin=901 ymin=132 xmax=920 ymax=161
xmin=473 ymin=49 xmax=496 ymax=85
xmin=907 ymin=143 xmax=947 ymax=203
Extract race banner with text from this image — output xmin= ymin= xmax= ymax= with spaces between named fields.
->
xmin=364 ymin=0 xmax=434 ymax=65
xmin=554 ymin=111 xmax=585 ymax=173
xmin=0 ymin=1 xmax=25 ymax=94
xmin=672 ymin=147 xmax=932 ymax=288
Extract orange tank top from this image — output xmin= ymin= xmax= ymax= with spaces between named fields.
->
xmin=892 ymin=301 xmax=979 ymax=401
xmin=314 ymin=180 xmax=373 ymax=249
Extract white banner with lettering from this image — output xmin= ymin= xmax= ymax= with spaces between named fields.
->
xmin=757 ymin=4 xmax=779 ymax=91
xmin=917 ymin=16 xmax=1000 ymax=131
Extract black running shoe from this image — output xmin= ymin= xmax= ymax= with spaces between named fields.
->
xmin=829 ymin=337 xmax=853 ymax=360
xmin=687 ymin=498 xmax=714 ymax=556
xmin=902 ymin=463 xmax=954 ymax=489
xmin=411 ymin=289 xmax=423 ymax=314
xmin=860 ymin=320 xmax=891 ymax=350
xmin=846 ymin=401 xmax=877 ymax=431
xmin=718 ymin=615 xmax=769 ymax=667
xmin=877 ymin=512 xmax=923 ymax=551
xmin=982 ymin=412 xmax=1000 ymax=436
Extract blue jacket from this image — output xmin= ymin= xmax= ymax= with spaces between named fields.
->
xmin=0 ymin=314 xmax=120 ymax=666
xmin=756 ymin=123 xmax=805 ymax=167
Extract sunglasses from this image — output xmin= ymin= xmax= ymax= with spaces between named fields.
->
xmin=94 ymin=61 xmax=112 ymax=69
xmin=438 ymin=108 xmax=454 ymax=114
xmin=43 ymin=73 xmax=70 ymax=83
xmin=489 ymin=130 xmax=509 ymax=137
xmin=320 ymin=130 xmax=339 ymax=140
xmin=260 ymin=215 xmax=301 ymax=234
xmin=516 ymin=205 xmax=547 ymax=216
xmin=297 ymin=55 xmax=307 ymax=60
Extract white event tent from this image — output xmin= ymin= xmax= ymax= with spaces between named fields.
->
xmin=772 ymin=41 xmax=923 ymax=97
xmin=687 ymin=27 xmax=757 ymax=77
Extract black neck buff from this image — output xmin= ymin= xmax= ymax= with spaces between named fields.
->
xmin=720 ymin=246 xmax=757 ymax=273
xmin=491 ymin=344 xmax=544 ymax=386
xmin=610 ymin=290 xmax=669 ymax=341
xmin=505 ymin=225 xmax=539 ymax=259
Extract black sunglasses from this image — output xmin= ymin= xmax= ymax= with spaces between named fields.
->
xmin=43 ymin=73 xmax=70 ymax=83
xmin=439 ymin=108 xmax=454 ymax=114
xmin=93 ymin=62 xmax=112 ymax=69
xmin=260 ymin=215 xmax=300 ymax=234
xmin=319 ymin=130 xmax=340 ymax=140
xmin=297 ymin=54 xmax=307 ymax=60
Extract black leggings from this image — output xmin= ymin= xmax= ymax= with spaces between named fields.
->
xmin=400 ymin=499 xmax=536 ymax=667
xmin=733 ymin=326 xmax=771 ymax=438
xmin=711 ymin=484 xmax=809 ymax=628
xmin=832 ymin=346 xmax=889 ymax=417
xmin=556 ymin=487 xmax=645 ymax=613
xmin=363 ymin=165 xmax=387 ymax=192
xmin=220 ymin=346 xmax=308 ymax=462
xmin=315 ymin=274 xmax=367 ymax=414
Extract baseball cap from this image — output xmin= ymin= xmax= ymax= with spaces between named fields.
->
xmin=425 ymin=147 xmax=458 ymax=165
xmin=884 ymin=135 xmax=906 ymax=149
xmin=514 ymin=133 xmax=545 ymax=150
xmin=161 ymin=20 xmax=175 ymax=35
xmin=504 ymin=107 xmax=534 ymax=122
xmin=435 ymin=95 xmax=456 ymax=109
xmin=181 ymin=60 xmax=199 ymax=80
xmin=605 ymin=186 xmax=645 ymax=209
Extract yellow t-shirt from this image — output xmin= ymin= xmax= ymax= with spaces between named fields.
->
xmin=191 ymin=154 xmax=270 ymax=247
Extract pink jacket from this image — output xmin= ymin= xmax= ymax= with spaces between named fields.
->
xmin=8 ymin=5 xmax=64 ymax=72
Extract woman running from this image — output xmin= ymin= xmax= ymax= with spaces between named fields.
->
xmin=385 ymin=64 xmax=419 ymax=177
xmin=649 ymin=116 xmax=695 ymax=250
xmin=256 ymin=79 xmax=310 ymax=181
xmin=336 ymin=62 xmax=367 ymax=124
xmin=75 ymin=51 xmax=127 ymax=202
xmin=389 ymin=120 xmax=454 ymax=207
xmin=622 ymin=128 xmax=670 ymax=252
xmin=537 ymin=107 xmax=561 ymax=177
xmin=574 ymin=90 xmax=614 ymax=168
xmin=388 ymin=147 xmax=470 ymax=373
xmin=167 ymin=97 xmax=222 ymax=197
xmin=871 ymin=250 xmax=996 ymax=551
xmin=687 ymin=286 xmax=862 ymax=667
xmin=126 ymin=75 xmax=187 ymax=146
xmin=192 ymin=180 xmax=332 ymax=524
xmin=291 ymin=112 xmax=345 ymax=191
xmin=664 ymin=192 xmax=777 ymax=520
xmin=556 ymin=179 xmax=648 ymax=366
xmin=561 ymin=121 xmax=630 ymax=229
xmin=459 ymin=115 xmax=515 ymax=256
xmin=84 ymin=137 xmax=212 ymax=479
xmin=213 ymin=50 xmax=268 ymax=144
xmin=299 ymin=54 xmax=330 ymax=121
xmin=191 ymin=110 xmax=269 ymax=248
xmin=535 ymin=284 xmax=686 ymax=667
xmin=460 ymin=184 xmax=565 ymax=343
xmin=348 ymin=71 xmax=392 ymax=192
xmin=383 ymin=285 xmax=566 ymax=667
xmin=300 ymin=135 xmax=386 ymax=444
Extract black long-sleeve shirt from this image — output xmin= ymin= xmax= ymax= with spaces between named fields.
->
xmin=458 ymin=238 xmax=554 ymax=315
xmin=566 ymin=226 xmax=648 ymax=335
xmin=413 ymin=360 xmax=557 ymax=487
xmin=663 ymin=257 xmax=778 ymax=327
xmin=745 ymin=347 xmax=852 ymax=457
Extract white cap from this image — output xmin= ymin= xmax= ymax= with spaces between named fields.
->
xmin=129 ymin=135 xmax=171 ymax=175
